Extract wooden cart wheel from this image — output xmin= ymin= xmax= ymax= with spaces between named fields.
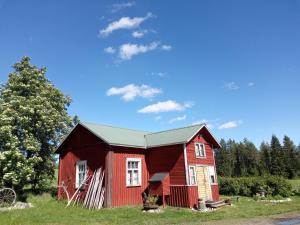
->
xmin=0 ymin=188 xmax=17 ymax=207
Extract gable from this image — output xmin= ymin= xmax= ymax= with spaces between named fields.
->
xmin=187 ymin=126 xmax=221 ymax=149
xmin=56 ymin=124 xmax=105 ymax=153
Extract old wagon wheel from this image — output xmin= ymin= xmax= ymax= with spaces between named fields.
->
xmin=0 ymin=188 xmax=17 ymax=207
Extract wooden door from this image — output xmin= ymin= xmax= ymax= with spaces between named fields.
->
xmin=196 ymin=166 xmax=212 ymax=201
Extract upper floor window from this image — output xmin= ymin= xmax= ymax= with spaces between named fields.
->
xmin=195 ymin=143 xmax=206 ymax=158
xmin=126 ymin=158 xmax=142 ymax=187
xmin=76 ymin=160 xmax=87 ymax=188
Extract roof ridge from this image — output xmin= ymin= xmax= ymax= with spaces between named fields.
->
xmin=145 ymin=123 xmax=205 ymax=136
xmin=81 ymin=121 xmax=150 ymax=133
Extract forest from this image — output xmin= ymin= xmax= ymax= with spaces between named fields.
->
xmin=215 ymin=135 xmax=300 ymax=179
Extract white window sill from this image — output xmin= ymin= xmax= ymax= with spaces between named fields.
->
xmin=126 ymin=185 xmax=142 ymax=188
xmin=195 ymin=156 xmax=206 ymax=159
xmin=211 ymin=183 xmax=218 ymax=185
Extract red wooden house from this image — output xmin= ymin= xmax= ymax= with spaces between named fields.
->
xmin=56 ymin=122 xmax=221 ymax=208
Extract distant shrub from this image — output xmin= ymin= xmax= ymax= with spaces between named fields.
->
xmin=219 ymin=176 xmax=292 ymax=197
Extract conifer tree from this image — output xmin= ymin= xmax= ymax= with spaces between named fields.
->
xmin=259 ymin=141 xmax=271 ymax=175
xmin=283 ymin=136 xmax=297 ymax=178
xmin=215 ymin=139 xmax=232 ymax=177
xmin=270 ymin=135 xmax=286 ymax=177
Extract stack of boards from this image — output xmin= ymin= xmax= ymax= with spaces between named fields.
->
xmin=83 ymin=168 xmax=105 ymax=209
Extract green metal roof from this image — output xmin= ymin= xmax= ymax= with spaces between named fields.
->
xmin=81 ymin=122 xmax=149 ymax=148
xmin=145 ymin=124 xmax=204 ymax=147
xmin=80 ymin=122 xmax=205 ymax=148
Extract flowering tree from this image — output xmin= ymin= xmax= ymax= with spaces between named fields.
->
xmin=0 ymin=57 xmax=73 ymax=192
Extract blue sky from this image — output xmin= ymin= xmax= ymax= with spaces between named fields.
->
xmin=0 ymin=0 xmax=300 ymax=146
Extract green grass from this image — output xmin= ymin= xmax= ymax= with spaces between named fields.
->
xmin=288 ymin=179 xmax=300 ymax=191
xmin=1 ymin=194 xmax=300 ymax=225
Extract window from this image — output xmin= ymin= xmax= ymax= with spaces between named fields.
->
xmin=208 ymin=166 xmax=217 ymax=184
xmin=195 ymin=143 xmax=206 ymax=158
xmin=126 ymin=158 xmax=142 ymax=187
xmin=189 ymin=166 xmax=197 ymax=185
xmin=76 ymin=160 xmax=87 ymax=188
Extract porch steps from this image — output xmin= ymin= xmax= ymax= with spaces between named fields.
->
xmin=205 ymin=200 xmax=227 ymax=208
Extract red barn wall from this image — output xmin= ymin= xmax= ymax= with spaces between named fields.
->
xmin=111 ymin=146 xmax=148 ymax=207
xmin=147 ymin=144 xmax=186 ymax=185
xmin=57 ymin=125 xmax=107 ymax=199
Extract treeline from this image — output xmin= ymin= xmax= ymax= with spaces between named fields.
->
xmin=215 ymin=135 xmax=300 ymax=179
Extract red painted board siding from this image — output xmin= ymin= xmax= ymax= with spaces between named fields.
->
xmin=186 ymin=128 xmax=220 ymax=201
xmin=147 ymin=144 xmax=186 ymax=185
xmin=111 ymin=147 xmax=148 ymax=207
xmin=57 ymin=125 xmax=107 ymax=200
xmin=168 ymin=186 xmax=198 ymax=208
xmin=186 ymin=132 xmax=215 ymax=166
xmin=211 ymin=185 xmax=220 ymax=201
xmin=58 ymin=145 xmax=107 ymax=200
xmin=149 ymin=174 xmax=170 ymax=196
xmin=58 ymin=125 xmax=103 ymax=152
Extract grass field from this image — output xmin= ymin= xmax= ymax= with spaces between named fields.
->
xmin=288 ymin=179 xmax=300 ymax=191
xmin=1 ymin=194 xmax=300 ymax=225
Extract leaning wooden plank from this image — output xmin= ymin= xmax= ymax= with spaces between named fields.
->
xmin=96 ymin=171 xmax=105 ymax=209
xmin=99 ymin=187 xmax=105 ymax=209
xmin=94 ymin=170 xmax=104 ymax=208
xmin=87 ymin=169 xmax=99 ymax=208
xmin=83 ymin=169 xmax=97 ymax=207
xmin=98 ymin=187 xmax=105 ymax=209
xmin=97 ymin=171 xmax=105 ymax=208
xmin=94 ymin=169 xmax=104 ymax=208
xmin=66 ymin=172 xmax=90 ymax=207
xmin=83 ymin=170 xmax=95 ymax=206
xmin=92 ymin=168 xmax=102 ymax=209
xmin=89 ymin=168 xmax=101 ymax=209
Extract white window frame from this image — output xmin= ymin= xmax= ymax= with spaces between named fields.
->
xmin=208 ymin=166 xmax=217 ymax=185
xmin=75 ymin=160 xmax=87 ymax=188
xmin=195 ymin=142 xmax=206 ymax=158
xmin=126 ymin=158 xmax=142 ymax=187
xmin=189 ymin=165 xmax=197 ymax=185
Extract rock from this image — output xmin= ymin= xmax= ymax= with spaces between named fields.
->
xmin=13 ymin=202 xmax=33 ymax=209
xmin=142 ymin=208 xmax=162 ymax=213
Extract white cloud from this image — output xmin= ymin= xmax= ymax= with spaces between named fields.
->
xmin=106 ymin=84 xmax=162 ymax=101
xmin=224 ymin=82 xmax=240 ymax=90
xmin=192 ymin=119 xmax=214 ymax=129
xmin=119 ymin=42 xmax=159 ymax=60
xmin=138 ymin=100 xmax=193 ymax=114
xmin=104 ymin=46 xmax=116 ymax=54
xmin=157 ymin=72 xmax=166 ymax=77
xmin=161 ymin=45 xmax=172 ymax=51
xmin=169 ymin=115 xmax=187 ymax=124
xmin=109 ymin=1 xmax=135 ymax=13
xmin=151 ymin=72 xmax=167 ymax=77
xmin=100 ymin=12 xmax=152 ymax=36
xmin=248 ymin=82 xmax=255 ymax=87
xmin=154 ymin=116 xmax=162 ymax=121
xmin=218 ymin=120 xmax=243 ymax=130
xmin=132 ymin=30 xmax=148 ymax=38
xmin=132 ymin=29 xmax=156 ymax=38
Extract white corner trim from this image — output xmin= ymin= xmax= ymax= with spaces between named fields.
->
xmin=183 ymin=143 xmax=189 ymax=185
